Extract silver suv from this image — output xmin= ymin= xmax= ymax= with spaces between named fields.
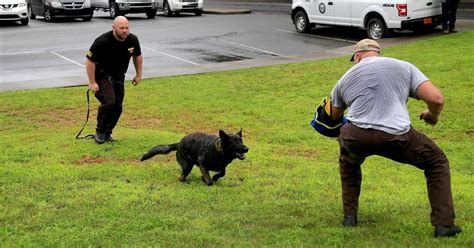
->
xmin=157 ymin=0 xmax=203 ymax=17
xmin=91 ymin=0 xmax=158 ymax=19
xmin=0 ymin=0 xmax=29 ymax=25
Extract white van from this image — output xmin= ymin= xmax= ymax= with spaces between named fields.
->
xmin=29 ymin=0 xmax=93 ymax=22
xmin=291 ymin=0 xmax=442 ymax=39
xmin=91 ymin=0 xmax=158 ymax=18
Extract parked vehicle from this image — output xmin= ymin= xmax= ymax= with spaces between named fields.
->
xmin=29 ymin=0 xmax=93 ymax=22
xmin=0 ymin=0 xmax=29 ymax=25
xmin=157 ymin=0 xmax=203 ymax=17
xmin=291 ymin=0 xmax=442 ymax=39
xmin=90 ymin=0 xmax=157 ymax=19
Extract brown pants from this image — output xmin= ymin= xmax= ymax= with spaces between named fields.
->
xmin=338 ymin=123 xmax=455 ymax=226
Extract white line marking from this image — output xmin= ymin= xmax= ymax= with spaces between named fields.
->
xmin=142 ymin=46 xmax=200 ymax=65
xmin=50 ymin=51 xmax=85 ymax=68
xmin=276 ymin=29 xmax=358 ymax=44
xmin=54 ymin=47 xmax=86 ymax=52
xmin=211 ymin=37 xmax=285 ymax=57
xmin=0 ymin=50 xmax=45 ymax=56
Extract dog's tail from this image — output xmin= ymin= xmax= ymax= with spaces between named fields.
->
xmin=141 ymin=143 xmax=178 ymax=161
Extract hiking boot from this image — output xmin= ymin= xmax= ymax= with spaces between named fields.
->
xmin=342 ymin=215 xmax=357 ymax=227
xmin=94 ymin=132 xmax=106 ymax=144
xmin=435 ymin=225 xmax=462 ymax=238
xmin=449 ymin=28 xmax=458 ymax=33
xmin=105 ymin=133 xmax=116 ymax=143
xmin=443 ymin=28 xmax=450 ymax=34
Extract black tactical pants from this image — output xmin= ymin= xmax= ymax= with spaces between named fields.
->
xmin=442 ymin=0 xmax=460 ymax=29
xmin=94 ymin=77 xmax=125 ymax=135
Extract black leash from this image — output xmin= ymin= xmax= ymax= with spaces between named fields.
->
xmin=76 ymin=89 xmax=96 ymax=140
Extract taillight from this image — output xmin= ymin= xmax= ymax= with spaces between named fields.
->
xmin=396 ymin=4 xmax=407 ymax=16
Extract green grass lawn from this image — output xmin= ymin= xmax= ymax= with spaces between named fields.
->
xmin=1 ymin=31 xmax=473 ymax=247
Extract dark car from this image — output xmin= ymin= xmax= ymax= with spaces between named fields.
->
xmin=29 ymin=0 xmax=93 ymax=22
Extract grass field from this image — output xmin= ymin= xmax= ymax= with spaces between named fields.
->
xmin=1 ymin=31 xmax=473 ymax=247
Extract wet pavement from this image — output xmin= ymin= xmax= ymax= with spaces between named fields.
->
xmin=0 ymin=2 xmax=473 ymax=92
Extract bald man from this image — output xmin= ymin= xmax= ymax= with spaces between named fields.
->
xmin=86 ymin=16 xmax=143 ymax=144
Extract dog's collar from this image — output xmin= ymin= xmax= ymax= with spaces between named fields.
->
xmin=214 ymin=138 xmax=223 ymax=153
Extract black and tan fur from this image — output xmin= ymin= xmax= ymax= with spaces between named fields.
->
xmin=141 ymin=129 xmax=249 ymax=185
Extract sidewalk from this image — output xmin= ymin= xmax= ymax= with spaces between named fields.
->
xmin=203 ymin=8 xmax=251 ymax=14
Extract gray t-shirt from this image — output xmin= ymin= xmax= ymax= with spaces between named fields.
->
xmin=330 ymin=56 xmax=428 ymax=135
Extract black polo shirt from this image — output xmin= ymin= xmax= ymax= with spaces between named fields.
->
xmin=86 ymin=30 xmax=141 ymax=80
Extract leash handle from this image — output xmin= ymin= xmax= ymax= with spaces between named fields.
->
xmin=76 ymin=89 xmax=94 ymax=139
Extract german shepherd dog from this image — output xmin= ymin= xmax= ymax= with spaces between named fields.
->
xmin=141 ymin=129 xmax=249 ymax=185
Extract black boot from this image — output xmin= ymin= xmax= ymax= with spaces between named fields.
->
xmin=95 ymin=132 xmax=106 ymax=144
xmin=105 ymin=133 xmax=115 ymax=143
xmin=435 ymin=225 xmax=462 ymax=238
xmin=342 ymin=215 xmax=357 ymax=227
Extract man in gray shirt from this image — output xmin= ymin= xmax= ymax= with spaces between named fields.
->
xmin=328 ymin=39 xmax=461 ymax=237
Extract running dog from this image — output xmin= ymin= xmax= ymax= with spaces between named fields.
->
xmin=141 ymin=129 xmax=249 ymax=185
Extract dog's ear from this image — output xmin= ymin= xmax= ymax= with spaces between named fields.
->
xmin=236 ymin=128 xmax=242 ymax=137
xmin=219 ymin=130 xmax=229 ymax=139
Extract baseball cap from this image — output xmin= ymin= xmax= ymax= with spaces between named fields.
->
xmin=350 ymin=39 xmax=381 ymax=61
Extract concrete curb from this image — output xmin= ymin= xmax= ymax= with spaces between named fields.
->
xmin=203 ymin=8 xmax=251 ymax=14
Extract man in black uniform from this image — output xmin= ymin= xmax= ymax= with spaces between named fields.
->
xmin=442 ymin=0 xmax=460 ymax=34
xmin=86 ymin=16 xmax=143 ymax=144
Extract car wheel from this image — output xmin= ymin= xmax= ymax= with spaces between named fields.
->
xmin=366 ymin=17 xmax=387 ymax=40
xmin=163 ymin=1 xmax=173 ymax=17
xmin=83 ymin=11 xmax=93 ymax=21
xmin=28 ymin=5 xmax=36 ymax=19
xmin=146 ymin=9 xmax=157 ymax=19
xmin=109 ymin=2 xmax=120 ymax=18
xmin=44 ymin=7 xmax=53 ymax=22
xmin=195 ymin=10 xmax=202 ymax=16
xmin=294 ymin=10 xmax=309 ymax=33
xmin=21 ymin=17 xmax=29 ymax=25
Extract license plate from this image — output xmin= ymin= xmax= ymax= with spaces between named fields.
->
xmin=423 ymin=17 xmax=433 ymax=25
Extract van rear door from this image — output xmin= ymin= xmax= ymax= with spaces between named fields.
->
xmin=407 ymin=0 xmax=441 ymax=19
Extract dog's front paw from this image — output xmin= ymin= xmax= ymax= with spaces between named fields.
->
xmin=202 ymin=176 xmax=213 ymax=186
xmin=179 ymin=176 xmax=190 ymax=184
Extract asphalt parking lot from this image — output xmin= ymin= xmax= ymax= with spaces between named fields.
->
xmin=1 ymin=4 xmax=473 ymax=92
xmin=0 ymin=10 xmax=354 ymax=91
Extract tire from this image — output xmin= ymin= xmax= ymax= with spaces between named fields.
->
xmin=163 ymin=1 xmax=173 ymax=17
xmin=28 ymin=5 xmax=36 ymax=19
xmin=366 ymin=17 xmax=387 ymax=40
xmin=195 ymin=10 xmax=202 ymax=16
xmin=21 ymin=17 xmax=29 ymax=25
xmin=294 ymin=10 xmax=309 ymax=33
xmin=44 ymin=7 xmax=53 ymax=22
xmin=83 ymin=11 xmax=93 ymax=21
xmin=109 ymin=2 xmax=120 ymax=18
xmin=146 ymin=9 xmax=157 ymax=19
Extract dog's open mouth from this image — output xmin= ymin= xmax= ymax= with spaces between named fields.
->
xmin=236 ymin=152 xmax=247 ymax=160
